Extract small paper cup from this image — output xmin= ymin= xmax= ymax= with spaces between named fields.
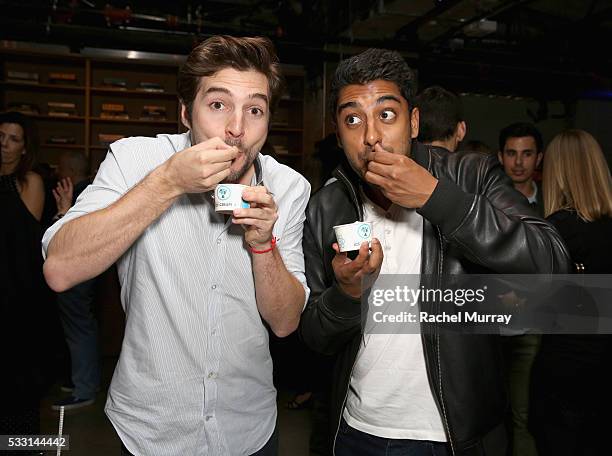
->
xmin=214 ymin=184 xmax=250 ymax=213
xmin=333 ymin=221 xmax=373 ymax=252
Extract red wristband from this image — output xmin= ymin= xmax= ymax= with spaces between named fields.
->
xmin=250 ymin=237 xmax=276 ymax=254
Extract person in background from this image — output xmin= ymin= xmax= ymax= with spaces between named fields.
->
xmin=498 ymin=122 xmax=544 ymax=215
xmin=52 ymin=150 xmax=91 ymax=221
xmin=314 ymin=133 xmax=345 ymax=187
xmin=32 ymin=162 xmax=61 ymax=228
xmin=415 ymin=85 xmax=466 ymax=152
xmin=459 ymin=139 xmax=493 ymax=155
xmin=530 ymin=129 xmax=612 ymax=456
xmin=0 ymin=111 xmax=44 ymax=220
xmin=0 ymin=111 xmax=54 ymax=451
xmin=497 ymin=122 xmax=545 ymax=456
xmin=51 ymin=150 xmax=101 ymax=411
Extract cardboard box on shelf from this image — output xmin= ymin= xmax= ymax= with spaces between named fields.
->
xmin=47 ymin=101 xmax=78 ymax=117
xmin=6 ymin=70 xmax=39 ymax=82
xmin=98 ymin=133 xmax=125 ymax=147
xmin=101 ymin=77 xmax=127 ymax=88
xmin=47 ymin=136 xmax=77 ymax=144
xmin=101 ymin=103 xmax=126 ymax=112
xmin=7 ymin=102 xmax=40 ymax=115
xmin=49 ymin=72 xmax=77 ymax=83
xmin=138 ymin=82 xmax=164 ymax=92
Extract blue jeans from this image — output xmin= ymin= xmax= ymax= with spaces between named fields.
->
xmin=336 ymin=418 xmax=450 ymax=456
xmin=57 ymin=278 xmax=100 ymax=399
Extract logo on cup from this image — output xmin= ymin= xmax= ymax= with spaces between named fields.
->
xmin=217 ymin=185 xmax=231 ymax=200
xmin=358 ymin=223 xmax=371 ymax=239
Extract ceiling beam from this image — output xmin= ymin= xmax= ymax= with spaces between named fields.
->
xmin=424 ymin=0 xmax=536 ymax=46
xmin=395 ymin=0 xmax=465 ymax=40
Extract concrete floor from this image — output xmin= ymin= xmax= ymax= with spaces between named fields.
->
xmin=40 ymin=358 xmax=312 ymax=456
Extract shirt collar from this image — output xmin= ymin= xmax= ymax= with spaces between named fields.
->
xmin=252 ymin=155 xmax=264 ymax=186
xmin=527 ymin=181 xmax=538 ymax=204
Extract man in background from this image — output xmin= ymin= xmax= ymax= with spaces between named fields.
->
xmin=498 ymin=122 xmax=544 ymax=215
xmin=415 ymin=85 xmax=466 ymax=152
xmin=498 ymin=122 xmax=545 ymax=456
xmin=51 ymin=150 xmax=100 ymax=411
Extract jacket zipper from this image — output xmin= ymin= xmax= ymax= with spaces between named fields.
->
xmin=433 ymin=225 xmax=456 ymax=456
xmin=331 ymin=356 xmax=358 ymax=456
xmin=420 ymin=145 xmax=455 ymax=454
xmin=333 ymin=157 xmax=456 ymax=454
xmin=331 ymin=167 xmax=365 ymax=455
xmin=335 ymin=169 xmax=364 ymax=220
xmin=330 ymin=168 xmax=366 ymax=455
xmin=331 ymin=227 xmax=456 ymax=455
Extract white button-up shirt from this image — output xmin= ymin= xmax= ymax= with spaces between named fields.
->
xmin=42 ymin=132 xmax=311 ymax=455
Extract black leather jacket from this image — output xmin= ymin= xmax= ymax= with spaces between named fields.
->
xmin=299 ymin=143 xmax=570 ymax=456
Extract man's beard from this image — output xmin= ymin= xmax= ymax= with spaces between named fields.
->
xmin=222 ymin=138 xmax=258 ymax=184
xmin=344 ymin=146 xmax=374 ymax=181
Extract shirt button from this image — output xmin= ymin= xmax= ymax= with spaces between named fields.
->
xmin=216 ymin=238 xmax=221 ymax=244
xmin=211 ymin=329 xmax=217 ymax=335
xmin=207 ymin=372 xmax=216 ymax=379
xmin=211 ymin=284 xmax=217 ymax=290
xmin=205 ymin=415 xmax=212 ymax=421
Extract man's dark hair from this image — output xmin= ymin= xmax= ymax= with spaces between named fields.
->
xmin=60 ymin=149 xmax=89 ymax=177
xmin=460 ymin=139 xmax=493 ymax=155
xmin=415 ymin=86 xmax=463 ymax=142
xmin=178 ymin=35 xmax=285 ymax=117
xmin=329 ymin=48 xmax=417 ymax=122
xmin=498 ymin=122 xmax=543 ymax=153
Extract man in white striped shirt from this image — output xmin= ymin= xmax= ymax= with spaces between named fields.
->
xmin=42 ymin=36 xmax=310 ymax=456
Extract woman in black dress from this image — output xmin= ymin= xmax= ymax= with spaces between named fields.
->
xmin=530 ymin=129 xmax=612 ymax=456
xmin=1 ymin=111 xmax=53 ymax=447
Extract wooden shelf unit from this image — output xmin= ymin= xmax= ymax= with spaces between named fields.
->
xmin=0 ymin=80 xmax=87 ymax=92
xmin=1 ymin=46 xmax=307 ymax=175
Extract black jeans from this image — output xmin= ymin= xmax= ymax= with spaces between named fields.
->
xmin=121 ymin=424 xmax=278 ymax=456
xmin=335 ymin=418 xmax=450 ymax=456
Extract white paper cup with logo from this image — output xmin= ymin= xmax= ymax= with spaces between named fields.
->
xmin=214 ymin=184 xmax=250 ymax=214
xmin=333 ymin=221 xmax=373 ymax=253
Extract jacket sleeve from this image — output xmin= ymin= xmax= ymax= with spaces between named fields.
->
xmin=298 ymin=204 xmax=362 ymax=355
xmin=417 ymin=156 xmax=571 ymax=274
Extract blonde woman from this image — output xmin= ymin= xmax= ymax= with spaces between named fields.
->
xmin=530 ymin=129 xmax=612 ymax=456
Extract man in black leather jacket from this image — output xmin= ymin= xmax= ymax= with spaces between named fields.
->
xmin=299 ymin=48 xmax=570 ymax=456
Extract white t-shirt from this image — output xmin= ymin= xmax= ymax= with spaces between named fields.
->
xmin=343 ymin=198 xmax=447 ymax=441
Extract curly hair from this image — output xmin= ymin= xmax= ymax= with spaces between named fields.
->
xmin=329 ymin=48 xmax=417 ymax=122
